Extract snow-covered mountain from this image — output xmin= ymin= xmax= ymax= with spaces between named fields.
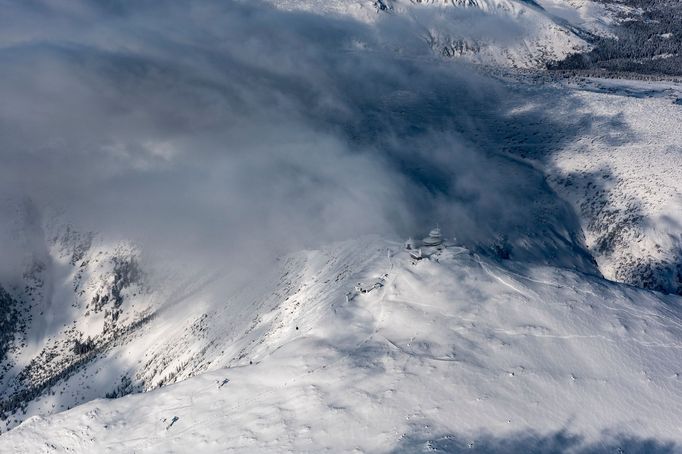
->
xmin=1 ymin=237 xmax=681 ymax=452
xmin=2 ymin=61 xmax=682 ymax=446
xmin=1 ymin=0 xmax=681 ymax=451
xmin=0 ymin=175 xmax=598 ymax=433
xmin=265 ymin=0 xmax=610 ymax=68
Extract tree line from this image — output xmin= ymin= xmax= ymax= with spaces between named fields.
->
xmin=548 ymin=0 xmax=682 ymax=77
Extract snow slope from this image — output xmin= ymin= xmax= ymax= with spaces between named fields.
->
xmin=534 ymin=0 xmax=617 ymax=37
xmin=547 ymin=78 xmax=682 ymax=295
xmin=1 ymin=237 xmax=680 ymax=452
xmin=489 ymin=75 xmax=682 ymax=295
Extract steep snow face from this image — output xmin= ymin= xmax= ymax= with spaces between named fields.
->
xmin=1 ymin=238 xmax=680 ymax=452
xmin=266 ymin=0 xmax=601 ymax=68
xmin=0 ymin=205 xmax=153 ymax=431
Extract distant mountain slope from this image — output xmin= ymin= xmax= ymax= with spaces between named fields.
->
xmin=1 ymin=238 xmax=680 ymax=452
xmin=267 ymin=0 xmax=607 ymax=68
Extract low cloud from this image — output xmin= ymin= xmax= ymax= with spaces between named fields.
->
xmin=0 ymin=0 xmax=594 ymax=278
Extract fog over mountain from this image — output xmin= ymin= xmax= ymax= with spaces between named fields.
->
xmin=0 ymin=0 xmax=596 ymax=273
xmin=0 ymin=0 xmax=680 ymax=452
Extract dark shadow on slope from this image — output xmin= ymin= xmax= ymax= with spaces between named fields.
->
xmin=551 ymin=164 xmax=682 ymax=295
xmin=392 ymin=428 xmax=678 ymax=453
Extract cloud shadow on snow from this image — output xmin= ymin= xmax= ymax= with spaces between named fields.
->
xmin=391 ymin=428 xmax=678 ymax=453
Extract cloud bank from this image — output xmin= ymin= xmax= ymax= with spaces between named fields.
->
xmin=0 ymin=0 xmax=595 ymax=276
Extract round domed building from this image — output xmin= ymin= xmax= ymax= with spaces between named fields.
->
xmin=422 ymin=227 xmax=442 ymax=247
